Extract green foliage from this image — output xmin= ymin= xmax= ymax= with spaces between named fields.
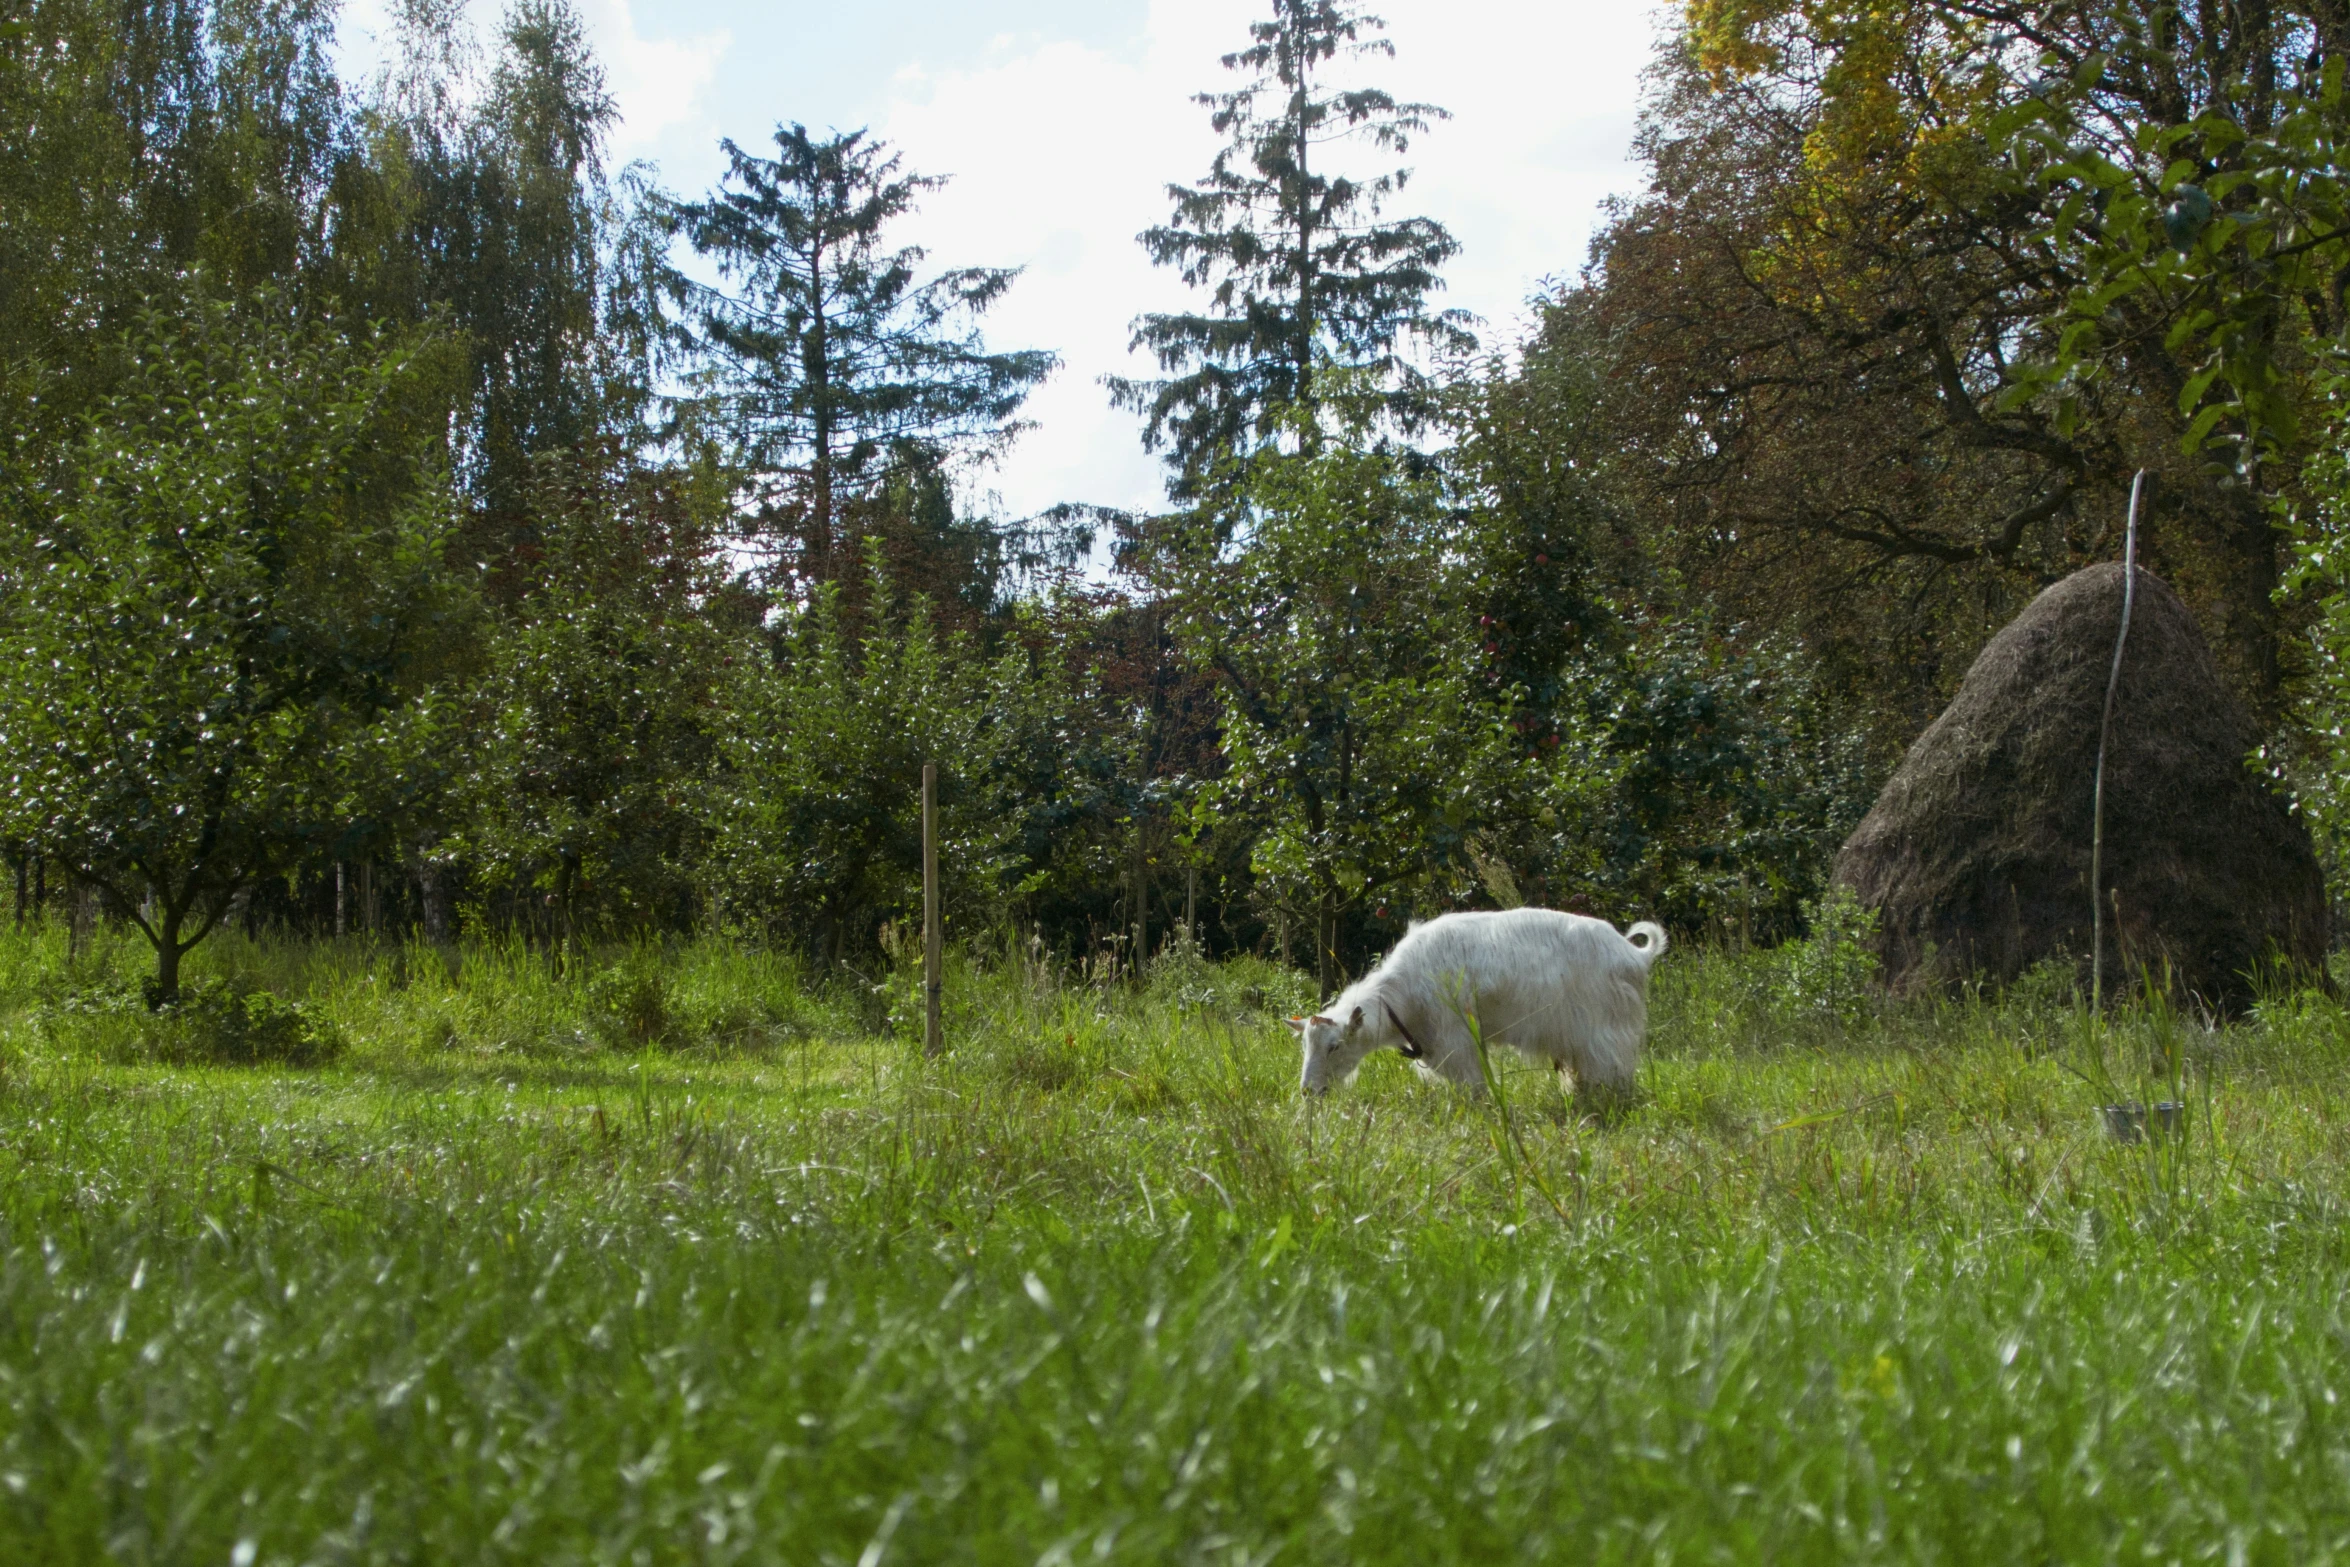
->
xmin=0 ymin=295 xmax=467 ymax=998
xmin=1994 ymin=24 xmax=2350 ymax=468
xmin=1447 ymin=334 xmax=1875 ymax=935
xmin=666 ymin=124 xmax=1055 ymax=581
xmin=4 ymin=927 xmax=2350 ymax=1557
xmin=43 ymin=977 xmax=341 ymax=1067
xmin=0 ymin=0 xmax=351 ymax=438
xmin=354 ymin=0 xmax=631 ymax=521
xmin=455 ymin=448 xmax=734 ymax=940
xmin=1173 ymin=427 xmax=1598 ymax=981
xmin=1767 ymin=882 xmax=1882 ymax=1026
xmin=713 ymin=569 xmax=1050 ymax=959
xmin=1576 ymin=620 xmax=1877 ymax=939
xmin=583 ymin=954 xmax=674 ymax=1049
xmin=1111 ymin=0 xmax=1475 ymax=489
xmin=2279 ymin=367 xmax=2350 ymax=855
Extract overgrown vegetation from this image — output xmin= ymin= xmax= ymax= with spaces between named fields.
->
xmin=8 ymin=922 xmax=2350 ymax=1559
xmin=14 ymin=0 xmax=2350 ymax=1549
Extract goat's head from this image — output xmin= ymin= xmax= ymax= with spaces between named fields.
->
xmin=1289 ymin=1004 xmax=1374 ymax=1094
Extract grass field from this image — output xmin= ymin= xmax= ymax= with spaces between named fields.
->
xmin=7 ymin=920 xmax=2350 ymax=1563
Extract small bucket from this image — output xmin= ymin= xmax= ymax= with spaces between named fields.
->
xmin=2102 ymin=1101 xmax=2185 ymax=1144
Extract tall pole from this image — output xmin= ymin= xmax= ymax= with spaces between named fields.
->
xmin=2092 ymin=470 xmax=2148 ymax=1011
xmin=923 ymin=762 xmax=942 ymax=1057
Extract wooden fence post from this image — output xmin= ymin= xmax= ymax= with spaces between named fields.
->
xmin=923 ymin=762 xmax=943 ymax=1057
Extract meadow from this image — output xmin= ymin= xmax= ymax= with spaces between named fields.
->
xmin=6 ymin=920 xmax=2350 ymax=1563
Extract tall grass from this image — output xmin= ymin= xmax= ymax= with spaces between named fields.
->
xmin=6 ymin=919 xmax=2350 ymax=1560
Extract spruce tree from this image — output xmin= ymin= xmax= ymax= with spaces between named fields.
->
xmin=668 ymin=126 xmax=1056 ymax=586
xmin=1111 ymin=0 xmax=1475 ymax=492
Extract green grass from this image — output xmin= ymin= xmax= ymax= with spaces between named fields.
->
xmin=8 ymin=922 xmax=2350 ymax=1562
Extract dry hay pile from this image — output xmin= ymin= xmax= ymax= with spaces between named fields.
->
xmin=1833 ymin=562 xmax=2326 ymax=1009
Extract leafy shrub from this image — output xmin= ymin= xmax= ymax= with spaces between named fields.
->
xmin=47 ymin=980 xmax=343 ymax=1067
xmin=585 ymin=961 xmax=673 ymax=1049
xmin=1146 ymin=946 xmax=1315 ymax=1020
xmin=2007 ymin=955 xmax=2085 ymax=1019
xmin=1770 ymin=884 xmax=1881 ymax=1026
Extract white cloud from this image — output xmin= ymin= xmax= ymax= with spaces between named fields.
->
xmin=338 ymin=1 xmax=1666 ymax=520
xmin=874 ymin=0 xmax=1663 ymax=519
xmin=579 ymin=0 xmax=729 ymax=163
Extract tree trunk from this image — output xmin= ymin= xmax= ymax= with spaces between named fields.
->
xmin=334 ymin=861 xmax=347 ymax=938
xmin=810 ymin=238 xmax=834 ymax=583
xmin=10 ymin=851 xmax=24 ymax=931
xmin=415 ymin=854 xmax=450 ymax=945
xmin=68 ymin=879 xmax=93 ymax=964
xmin=1317 ymin=887 xmax=1336 ymax=1002
xmin=151 ymin=903 xmax=184 ymax=1007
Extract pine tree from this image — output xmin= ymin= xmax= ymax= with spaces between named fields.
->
xmin=668 ymin=126 xmax=1056 ymax=587
xmin=1111 ymin=0 xmax=1475 ymax=493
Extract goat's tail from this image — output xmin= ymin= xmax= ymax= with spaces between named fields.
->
xmin=1625 ymin=921 xmax=1669 ymax=965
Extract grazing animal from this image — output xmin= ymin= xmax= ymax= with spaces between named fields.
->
xmin=1289 ymin=909 xmax=1668 ymax=1096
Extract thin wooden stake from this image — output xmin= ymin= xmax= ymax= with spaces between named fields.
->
xmin=2092 ymin=470 xmax=2148 ymax=1011
xmin=923 ymin=762 xmax=943 ymax=1057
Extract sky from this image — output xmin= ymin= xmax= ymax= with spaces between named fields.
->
xmin=337 ymin=0 xmax=1671 ymax=519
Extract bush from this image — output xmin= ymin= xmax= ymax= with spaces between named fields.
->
xmin=585 ymin=960 xmax=674 ymax=1050
xmin=1770 ymin=884 xmax=1881 ymax=1026
xmin=45 ymin=980 xmax=343 ymax=1067
xmin=1146 ymin=943 xmax=1315 ymax=1020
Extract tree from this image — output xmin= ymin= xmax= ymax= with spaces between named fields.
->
xmin=1111 ymin=0 xmax=1475 ymax=493
xmin=1604 ymin=1 xmax=2350 ymax=729
xmin=349 ymin=0 xmax=626 ymax=532
xmin=1173 ymin=425 xmax=1570 ymax=995
xmin=0 ymin=0 xmax=355 ymax=461
xmin=456 ymin=446 xmax=737 ymax=948
xmin=713 ymin=564 xmax=1048 ymax=965
xmin=0 ymin=296 xmax=466 ymax=1001
xmin=667 ymin=125 xmax=1056 ymax=586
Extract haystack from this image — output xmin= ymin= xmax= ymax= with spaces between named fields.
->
xmin=1832 ymin=562 xmax=2326 ymax=1009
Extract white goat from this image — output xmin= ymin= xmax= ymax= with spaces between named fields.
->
xmin=1289 ymin=909 xmax=1668 ymax=1096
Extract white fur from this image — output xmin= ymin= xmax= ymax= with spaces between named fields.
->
xmin=1290 ymin=909 xmax=1668 ymax=1096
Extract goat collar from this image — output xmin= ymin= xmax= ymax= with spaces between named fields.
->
xmin=1380 ymin=997 xmax=1427 ymax=1060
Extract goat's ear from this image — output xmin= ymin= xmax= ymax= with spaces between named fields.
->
xmin=1283 ymin=1015 xmax=1307 ymax=1033
xmin=1347 ymin=1005 xmax=1364 ymax=1033
xmin=1308 ymin=1014 xmax=1334 ymax=1027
